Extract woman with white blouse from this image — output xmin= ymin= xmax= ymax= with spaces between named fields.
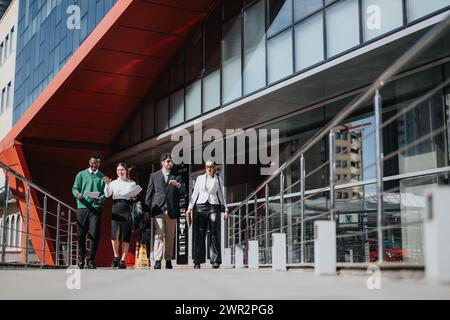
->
xmin=186 ymin=159 xmax=228 ymax=269
xmin=103 ymin=163 xmax=138 ymax=269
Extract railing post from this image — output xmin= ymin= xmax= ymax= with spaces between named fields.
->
xmin=1 ymin=175 xmax=9 ymax=263
xmin=67 ymin=209 xmax=71 ymax=266
xmin=254 ymin=195 xmax=257 ymax=240
xmin=245 ymin=201 xmax=249 ymax=243
xmin=300 ymin=154 xmax=305 ymax=264
xmin=238 ymin=208 xmax=242 ymax=245
xmin=374 ymin=89 xmax=384 ymax=264
xmin=24 ymin=184 xmax=31 ymax=265
xmin=76 ymin=236 xmax=79 ymax=265
xmin=41 ymin=196 xmax=47 ymax=267
xmin=280 ymin=172 xmax=284 ymax=233
xmin=56 ymin=203 xmax=61 ymax=266
xmin=265 ymin=184 xmax=269 ymax=264
xmin=329 ymin=130 xmax=336 ymax=221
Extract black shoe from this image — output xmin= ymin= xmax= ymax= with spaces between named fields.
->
xmin=119 ymin=260 xmax=127 ymax=269
xmin=194 ymin=264 xmax=200 ymax=269
xmin=88 ymin=261 xmax=97 ymax=269
xmin=78 ymin=260 xmax=85 ymax=269
xmin=166 ymin=260 xmax=173 ymax=269
xmin=111 ymin=257 xmax=119 ymax=268
xmin=212 ymin=263 xmax=220 ymax=269
xmin=154 ymin=261 xmax=161 ymax=269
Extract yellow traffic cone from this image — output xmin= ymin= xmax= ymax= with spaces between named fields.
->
xmin=137 ymin=244 xmax=150 ymax=269
xmin=134 ymin=242 xmax=139 ymax=268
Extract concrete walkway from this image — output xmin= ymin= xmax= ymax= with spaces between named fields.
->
xmin=0 ymin=267 xmax=449 ymax=300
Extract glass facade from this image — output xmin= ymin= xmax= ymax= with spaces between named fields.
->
xmin=225 ymin=61 xmax=450 ymax=265
xmin=13 ymin=0 xmax=116 ymax=124
xmin=115 ymin=0 xmax=450 ymax=150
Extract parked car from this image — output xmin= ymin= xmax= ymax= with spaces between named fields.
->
xmin=368 ymin=239 xmax=407 ymax=262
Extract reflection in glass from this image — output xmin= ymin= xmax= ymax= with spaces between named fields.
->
xmin=326 ymin=0 xmax=360 ymax=57
xmin=268 ymin=29 xmax=293 ymax=84
xmin=294 ymin=0 xmax=323 ymax=21
xmin=362 ymin=0 xmax=403 ymax=41
xmin=295 ymin=13 xmax=324 ymax=71
xmin=185 ymin=80 xmax=201 ymax=120
xmin=407 ymin=0 xmax=450 ymax=22
xmin=268 ymin=0 xmax=292 ymax=37
xmin=244 ymin=0 xmax=266 ymax=94
xmin=203 ymin=69 xmax=221 ymax=112
xmin=170 ymin=89 xmax=184 ymax=127
xmin=222 ymin=16 xmax=242 ymax=104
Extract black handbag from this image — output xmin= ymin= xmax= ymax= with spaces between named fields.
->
xmin=131 ymin=200 xmax=144 ymax=229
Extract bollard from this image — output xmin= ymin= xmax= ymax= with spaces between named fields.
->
xmin=235 ymin=245 xmax=244 ymax=269
xmin=272 ymin=233 xmax=286 ymax=271
xmin=314 ymin=220 xmax=336 ymax=275
xmin=223 ymin=248 xmax=232 ymax=267
xmin=248 ymin=240 xmax=259 ymax=270
xmin=424 ymin=187 xmax=450 ymax=284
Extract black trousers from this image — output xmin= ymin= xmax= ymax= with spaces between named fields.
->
xmin=76 ymin=208 xmax=101 ymax=262
xmin=194 ymin=202 xmax=221 ymax=265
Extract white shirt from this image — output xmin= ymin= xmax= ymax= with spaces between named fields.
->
xmin=162 ymin=168 xmax=170 ymax=183
xmin=88 ymin=168 xmax=99 ymax=175
xmin=104 ymin=179 xmax=138 ymax=200
xmin=188 ymin=174 xmax=227 ymax=211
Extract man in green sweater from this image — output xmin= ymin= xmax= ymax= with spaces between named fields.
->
xmin=72 ymin=153 xmax=106 ymax=269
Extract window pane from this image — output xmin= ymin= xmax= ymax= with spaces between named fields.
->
xmin=363 ymin=0 xmax=403 ymax=41
xmin=295 ymin=12 xmax=324 ymax=71
xmin=268 ymin=29 xmax=293 ymax=84
xmin=142 ymin=95 xmax=155 ymax=139
xmin=268 ymin=0 xmax=292 ymax=37
xmin=170 ymin=54 xmax=184 ymax=91
xmin=156 ymin=98 xmax=169 ymax=133
xmin=203 ymin=69 xmax=221 ymax=112
xmin=186 ymin=26 xmax=203 ymax=82
xmin=244 ymin=0 xmax=266 ymax=94
xmin=170 ymin=89 xmax=184 ymax=127
xmin=205 ymin=5 xmax=222 ymax=72
xmin=156 ymin=72 xmax=169 ymax=99
xmin=186 ymin=80 xmax=202 ymax=120
xmin=295 ymin=0 xmax=323 ymax=21
xmin=224 ymin=0 xmax=244 ymax=21
xmin=222 ymin=16 xmax=242 ymax=104
xmin=407 ymin=0 xmax=450 ymax=22
xmin=326 ymin=0 xmax=360 ymax=57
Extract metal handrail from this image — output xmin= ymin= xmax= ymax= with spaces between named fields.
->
xmin=0 ymin=161 xmax=76 ymax=212
xmin=231 ymin=13 xmax=450 ymax=216
xmin=1 ymin=161 xmax=78 ymax=267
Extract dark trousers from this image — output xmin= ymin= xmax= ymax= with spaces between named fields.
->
xmin=76 ymin=208 xmax=101 ymax=262
xmin=194 ymin=202 xmax=221 ymax=265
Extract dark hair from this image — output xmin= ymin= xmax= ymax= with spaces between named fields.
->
xmin=116 ymin=163 xmax=129 ymax=179
xmin=90 ymin=153 xmax=101 ymax=160
xmin=160 ymin=153 xmax=172 ymax=162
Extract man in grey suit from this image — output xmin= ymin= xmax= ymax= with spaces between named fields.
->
xmin=145 ymin=153 xmax=182 ymax=269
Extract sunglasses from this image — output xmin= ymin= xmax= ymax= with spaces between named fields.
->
xmin=206 ymin=165 xmax=215 ymax=169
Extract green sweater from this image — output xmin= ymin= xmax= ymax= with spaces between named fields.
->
xmin=72 ymin=169 xmax=106 ymax=210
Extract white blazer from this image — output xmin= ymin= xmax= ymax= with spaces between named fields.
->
xmin=188 ymin=174 xmax=228 ymax=211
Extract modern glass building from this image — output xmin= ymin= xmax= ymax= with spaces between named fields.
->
xmin=12 ymin=0 xmax=116 ymax=123
xmin=1 ymin=0 xmax=450 ymax=267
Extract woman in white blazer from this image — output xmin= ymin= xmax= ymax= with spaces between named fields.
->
xmin=186 ymin=159 xmax=228 ymax=269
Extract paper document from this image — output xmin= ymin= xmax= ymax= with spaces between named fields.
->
xmin=124 ymin=185 xmax=143 ymax=199
xmin=84 ymin=192 xmax=100 ymax=199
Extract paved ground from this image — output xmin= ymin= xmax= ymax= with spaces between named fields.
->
xmin=0 ymin=267 xmax=449 ymax=300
